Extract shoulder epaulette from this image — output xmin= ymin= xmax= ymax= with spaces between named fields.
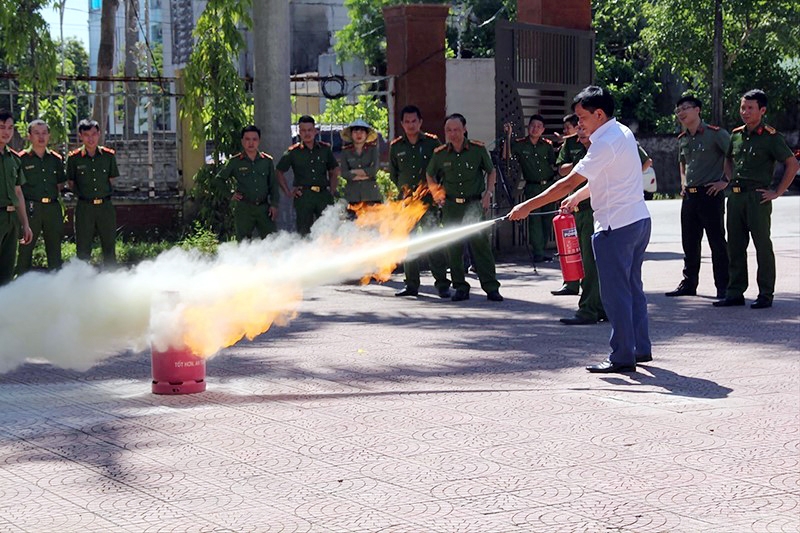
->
xmin=258 ymin=151 xmax=272 ymax=160
xmin=365 ymin=141 xmax=378 ymax=148
xmin=764 ymin=125 xmax=777 ymax=134
xmin=8 ymin=148 xmax=21 ymax=157
xmin=390 ymin=136 xmax=403 ymax=146
xmin=231 ymin=152 xmax=242 ymax=159
xmin=318 ymin=141 xmax=331 ymax=147
xmin=707 ymin=124 xmax=721 ymax=131
xmin=343 ymin=144 xmax=354 ymax=151
xmin=562 ymin=133 xmax=578 ymax=139
xmin=68 ymin=147 xmax=83 ymax=157
xmin=677 ymin=131 xmax=686 ymax=139
xmin=515 ymin=137 xmax=527 ymax=143
xmin=49 ymin=150 xmax=63 ymax=161
xmin=16 ymin=149 xmax=28 ymax=157
xmin=424 ymin=132 xmax=439 ymax=140
xmin=470 ymin=139 xmax=486 ymax=147
xmin=288 ymin=142 xmax=302 ymax=151
xmin=433 ymin=145 xmax=448 ymax=153
xmin=542 ymin=138 xmax=553 ymax=145
xmin=100 ymin=146 xmax=115 ymax=155
xmin=732 ymin=125 xmax=745 ymax=133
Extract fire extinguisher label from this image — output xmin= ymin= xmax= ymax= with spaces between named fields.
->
xmin=562 ymin=228 xmax=578 ymax=239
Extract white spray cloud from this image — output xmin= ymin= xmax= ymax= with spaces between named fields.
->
xmin=0 ymin=204 xmax=497 ymax=373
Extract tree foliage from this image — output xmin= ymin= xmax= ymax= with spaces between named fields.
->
xmin=641 ymin=0 xmax=800 ymax=126
xmin=335 ymin=0 xmax=516 ymax=71
xmin=181 ymin=0 xmax=253 ymax=238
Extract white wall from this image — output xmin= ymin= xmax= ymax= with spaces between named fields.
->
xmin=446 ymin=59 xmax=496 ymax=149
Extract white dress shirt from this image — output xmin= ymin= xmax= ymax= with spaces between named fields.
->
xmin=574 ymin=118 xmax=650 ymax=232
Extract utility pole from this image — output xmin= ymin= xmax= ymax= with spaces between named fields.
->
xmin=711 ymin=0 xmax=724 ymax=126
xmin=145 ymin=0 xmax=154 ymax=197
xmin=252 ymin=0 xmax=291 ymax=227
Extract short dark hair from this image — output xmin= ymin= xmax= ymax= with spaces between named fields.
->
xmin=742 ymin=89 xmax=767 ymax=109
xmin=676 ymin=95 xmax=702 ymax=109
xmin=241 ymin=125 xmax=261 ymax=138
xmin=77 ymin=119 xmax=100 ymax=133
xmin=298 ymin=115 xmax=315 ymax=126
xmin=445 ymin=113 xmax=466 ymax=126
xmin=400 ymin=105 xmax=422 ymax=120
xmin=572 ymin=86 xmax=615 ymax=118
xmin=562 ymin=113 xmax=579 ymax=127
xmin=0 ymin=109 xmax=14 ymax=123
xmin=528 ymin=114 xmax=545 ymax=126
xmin=28 ymin=119 xmax=49 ymax=133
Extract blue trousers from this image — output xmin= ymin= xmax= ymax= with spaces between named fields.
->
xmin=592 ymin=218 xmax=652 ymax=365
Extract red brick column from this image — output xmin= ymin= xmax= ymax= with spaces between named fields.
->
xmin=517 ymin=0 xmax=591 ymax=31
xmin=384 ymin=4 xmax=451 ymax=140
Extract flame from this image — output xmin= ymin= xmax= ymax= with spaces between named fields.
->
xmin=349 ymin=183 xmax=431 ymax=283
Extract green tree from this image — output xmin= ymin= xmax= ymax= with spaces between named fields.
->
xmin=641 ymin=0 xmax=800 ymax=127
xmin=336 ymin=0 xmax=516 ymax=71
xmin=181 ymin=0 xmax=253 ymax=238
xmin=314 ymin=95 xmax=390 ymax=139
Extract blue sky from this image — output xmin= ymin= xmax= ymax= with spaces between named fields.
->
xmin=41 ymin=0 xmax=90 ymax=48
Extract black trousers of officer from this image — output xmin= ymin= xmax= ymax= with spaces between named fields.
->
xmin=680 ymin=189 xmax=728 ymax=294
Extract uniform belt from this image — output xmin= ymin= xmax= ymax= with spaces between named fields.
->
xmin=80 ymin=196 xmax=111 ymax=204
xmin=526 ymin=180 xmax=551 ymax=186
xmin=36 ymin=197 xmax=54 ymax=203
xmin=301 ymin=185 xmax=329 ymax=193
xmin=447 ymin=195 xmax=482 ymax=204
xmin=686 ymin=187 xmax=699 ymax=194
xmin=3 ymin=205 xmax=15 ymax=212
xmin=730 ymin=182 xmax=760 ymax=193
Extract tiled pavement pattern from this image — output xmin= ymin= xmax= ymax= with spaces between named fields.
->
xmin=0 ymin=198 xmax=798 ymax=533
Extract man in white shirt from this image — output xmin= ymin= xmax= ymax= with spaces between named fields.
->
xmin=508 ymin=86 xmax=652 ymax=373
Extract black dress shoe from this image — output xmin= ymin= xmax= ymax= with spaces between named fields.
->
xmin=712 ymin=296 xmax=745 ymax=307
xmin=395 ymin=286 xmax=418 ymax=297
xmin=635 ymin=354 xmax=653 ymax=363
xmin=665 ymin=283 xmax=696 ymax=297
xmin=560 ymin=315 xmax=598 ymax=325
xmin=486 ymin=290 xmax=504 ymax=302
xmin=451 ymin=289 xmax=470 ymax=302
xmin=586 ymin=359 xmax=636 ymax=373
xmin=716 ymin=289 xmax=727 ymax=299
xmin=551 ymin=287 xmax=579 ymax=296
xmin=750 ymin=296 xmax=772 ymax=309
xmin=437 ymin=288 xmax=452 ymax=299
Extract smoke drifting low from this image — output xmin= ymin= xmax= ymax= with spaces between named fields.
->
xmin=0 ymin=203 xmax=496 ymax=373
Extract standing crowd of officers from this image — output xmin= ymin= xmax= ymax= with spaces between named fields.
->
xmin=0 ymin=87 xmax=797 ymax=316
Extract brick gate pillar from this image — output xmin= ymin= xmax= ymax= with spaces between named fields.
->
xmin=517 ymin=0 xmax=592 ymax=31
xmin=383 ymin=4 xmax=451 ymax=140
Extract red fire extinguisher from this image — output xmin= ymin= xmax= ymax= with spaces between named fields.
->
xmin=553 ymin=212 xmax=584 ymax=282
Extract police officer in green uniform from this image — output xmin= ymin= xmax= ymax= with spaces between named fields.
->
xmin=389 ymin=105 xmax=450 ymax=298
xmin=0 ymin=110 xmax=33 ymax=285
xmin=339 ymin=119 xmax=382 ymax=209
xmin=503 ymin=114 xmax=557 ymax=262
xmin=276 ymin=115 xmax=339 ymax=236
xmin=16 ymin=119 xmax=66 ymax=274
xmin=66 ymin=119 xmax=119 ymax=266
xmin=218 ymin=125 xmax=279 ymax=241
xmin=714 ymin=89 xmax=799 ymax=309
xmin=426 ymin=113 xmax=502 ymax=302
xmin=666 ymin=95 xmax=730 ymax=299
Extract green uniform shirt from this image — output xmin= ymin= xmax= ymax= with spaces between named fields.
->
xmin=510 ymin=136 xmax=555 ymax=184
xmin=0 ymin=146 xmax=25 ymax=206
xmin=340 ymin=143 xmax=382 ymax=203
xmin=66 ymin=146 xmax=119 ymax=199
xmin=18 ymin=149 xmax=66 ymax=201
xmin=218 ymin=151 xmax=279 ymax=207
xmin=388 ymin=132 xmax=441 ymax=193
xmin=276 ymin=141 xmax=338 ymax=188
xmin=426 ymin=139 xmax=494 ymax=199
xmin=727 ymin=122 xmax=794 ymax=186
xmin=555 ymin=135 xmax=587 ymax=168
xmin=678 ymin=122 xmax=730 ymax=187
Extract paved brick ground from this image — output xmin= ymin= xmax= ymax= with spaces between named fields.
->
xmin=0 ymin=198 xmax=798 ymax=533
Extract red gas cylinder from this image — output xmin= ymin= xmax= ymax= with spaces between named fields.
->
xmin=151 ymin=345 xmax=206 ymax=395
xmin=553 ymin=212 xmax=585 ymax=282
